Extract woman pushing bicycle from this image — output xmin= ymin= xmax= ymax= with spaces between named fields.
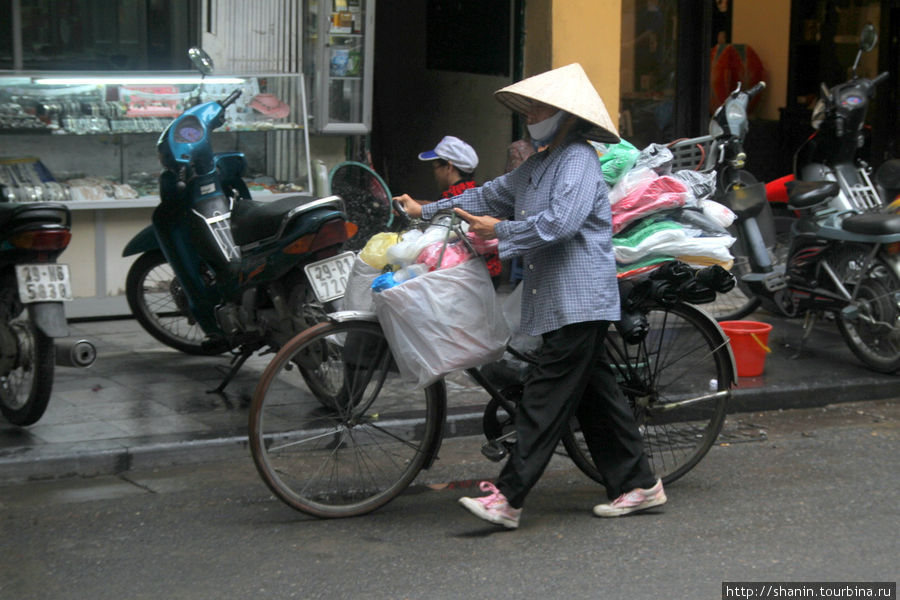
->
xmin=393 ymin=63 xmax=666 ymax=529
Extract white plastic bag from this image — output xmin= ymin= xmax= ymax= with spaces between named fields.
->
xmin=340 ymin=255 xmax=381 ymax=312
xmin=500 ymin=283 xmax=542 ymax=353
xmin=373 ymin=259 xmax=510 ymax=388
xmin=699 ymin=199 xmax=737 ymax=228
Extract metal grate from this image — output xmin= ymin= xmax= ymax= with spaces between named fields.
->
xmin=668 ymin=136 xmax=714 ymax=173
xmin=844 ymin=168 xmax=883 ymax=212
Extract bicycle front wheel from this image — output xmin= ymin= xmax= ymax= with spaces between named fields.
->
xmin=563 ymin=302 xmax=732 ymax=485
xmin=249 ymin=318 xmax=446 ymax=518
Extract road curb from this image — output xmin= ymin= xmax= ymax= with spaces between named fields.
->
xmin=3 ymin=382 xmax=896 ymax=483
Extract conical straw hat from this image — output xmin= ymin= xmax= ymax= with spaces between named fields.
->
xmin=494 ymin=63 xmax=620 ymax=144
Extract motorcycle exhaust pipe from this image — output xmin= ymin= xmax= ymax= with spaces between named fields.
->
xmin=55 ymin=339 xmax=97 ymax=368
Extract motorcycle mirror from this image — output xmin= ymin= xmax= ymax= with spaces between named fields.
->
xmin=859 ymin=24 xmax=878 ymax=53
xmin=188 ymin=47 xmax=215 ymax=75
xmin=851 ymin=24 xmax=878 ymax=76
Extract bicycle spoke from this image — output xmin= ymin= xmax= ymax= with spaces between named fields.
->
xmin=249 ymin=319 xmax=443 ymax=517
xmin=572 ymin=303 xmax=729 ymax=486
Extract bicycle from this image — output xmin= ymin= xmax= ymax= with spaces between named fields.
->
xmin=248 ymin=262 xmax=738 ymax=518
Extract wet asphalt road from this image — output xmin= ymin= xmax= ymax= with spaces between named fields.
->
xmin=1 ymin=399 xmax=897 ymax=600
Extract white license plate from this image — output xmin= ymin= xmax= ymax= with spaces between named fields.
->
xmin=304 ymin=251 xmax=356 ymax=303
xmin=15 ymin=264 xmax=73 ymax=303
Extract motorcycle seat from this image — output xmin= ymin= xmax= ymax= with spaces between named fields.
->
xmin=785 ymin=180 xmax=839 ymax=210
xmin=840 ymin=212 xmax=900 ymax=236
xmin=230 ymin=194 xmax=342 ymax=246
xmin=0 ymin=202 xmax=71 ymax=231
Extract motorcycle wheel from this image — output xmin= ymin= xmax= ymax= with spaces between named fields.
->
xmin=126 ymin=251 xmax=220 ymax=356
xmin=284 ymin=270 xmax=344 ymax=409
xmin=0 ymin=319 xmax=55 ymax=426
xmin=835 ymin=256 xmax=900 ymax=373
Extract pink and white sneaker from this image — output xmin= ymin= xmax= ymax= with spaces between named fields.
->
xmin=458 ymin=481 xmax=521 ymax=529
xmin=592 ymin=479 xmax=666 ymax=517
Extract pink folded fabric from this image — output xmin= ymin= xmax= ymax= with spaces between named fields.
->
xmin=612 ymin=176 xmax=689 ymax=234
xmin=466 ymin=232 xmax=499 ymax=254
xmin=416 ymin=241 xmax=472 ymax=271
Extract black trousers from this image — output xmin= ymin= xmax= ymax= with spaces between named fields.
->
xmin=495 ymin=321 xmax=656 ymax=508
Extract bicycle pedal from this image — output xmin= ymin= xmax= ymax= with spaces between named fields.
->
xmin=481 ymin=440 xmax=507 ymax=462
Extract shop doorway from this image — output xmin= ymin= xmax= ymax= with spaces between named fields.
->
xmin=783 ymin=0 xmax=897 ymax=167
xmin=370 ymin=0 xmax=518 ymax=199
xmin=618 ymin=0 xmax=712 ymax=150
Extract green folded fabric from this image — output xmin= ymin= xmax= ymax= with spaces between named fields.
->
xmin=612 ymin=218 xmax=683 ymax=248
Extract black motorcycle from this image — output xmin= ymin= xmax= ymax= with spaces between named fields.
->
xmin=791 ymin=23 xmax=891 ymax=214
xmin=667 ymin=80 xmax=769 ymax=321
xmin=0 ymin=201 xmax=94 ymax=425
xmin=122 ymin=47 xmax=357 ymax=392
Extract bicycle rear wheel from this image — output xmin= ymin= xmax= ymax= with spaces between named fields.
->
xmin=563 ymin=301 xmax=732 ymax=485
xmin=249 ymin=318 xmax=446 ymax=518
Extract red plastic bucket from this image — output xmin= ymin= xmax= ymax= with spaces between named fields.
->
xmin=720 ymin=320 xmax=773 ymax=377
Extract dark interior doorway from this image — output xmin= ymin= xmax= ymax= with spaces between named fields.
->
xmin=370 ymin=0 xmax=516 ymax=199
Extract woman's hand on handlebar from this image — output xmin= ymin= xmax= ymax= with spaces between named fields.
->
xmin=454 ymin=208 xmax=500 ymax=240
xmin=393 ymin=194 xmax=423 ymax=219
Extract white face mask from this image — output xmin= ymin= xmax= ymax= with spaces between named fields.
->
xmin=527 ymin=110 xmax=566 ymax=145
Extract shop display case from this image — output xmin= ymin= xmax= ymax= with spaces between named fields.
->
xmin=304 ymin=0 xmax=374 ymax=134
xmin=0 ymin=71 xmax=313 ymax=206
xmin=0 ymin=71 xmax=312 ymax=316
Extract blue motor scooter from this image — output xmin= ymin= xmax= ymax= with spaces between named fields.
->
xmin=123 ymin=47 xmax=357 ymax=391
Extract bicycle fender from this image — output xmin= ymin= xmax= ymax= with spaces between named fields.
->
xmin=27 ymin=302 xmax=69 ymax=338
xmin=122 ymin=225 xmax=160 ymax=257
xmin=327 ymin=310 xmax=378 ymax=323
xmin=422 ymin=380 xmax=447 ymax=470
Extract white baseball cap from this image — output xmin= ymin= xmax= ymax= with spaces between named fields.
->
xmin=418 ymin=136 xmax=479 ymax=173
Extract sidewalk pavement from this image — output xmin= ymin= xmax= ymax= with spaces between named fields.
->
xmin=0 ymin=309 xmax=896 ymax=482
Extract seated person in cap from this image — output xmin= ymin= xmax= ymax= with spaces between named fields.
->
xmin=417 ymin=135 xmax=479 ymax=200
xmin=417 ymin=136 xmax=502 ymax=279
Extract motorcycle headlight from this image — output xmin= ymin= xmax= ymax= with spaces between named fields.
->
xmin=811 ymin=99 xmax=825 ymax=130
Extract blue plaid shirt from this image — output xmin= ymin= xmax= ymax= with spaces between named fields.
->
xmin=422 ymin=139 xmax=620 ymax=336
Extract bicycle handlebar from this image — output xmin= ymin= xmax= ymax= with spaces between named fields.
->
xmin=746 ymin=81 xmax=767 ymax=99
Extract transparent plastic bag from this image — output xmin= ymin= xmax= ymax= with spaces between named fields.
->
xmin=359 ymin=232 xmax=400 ymax=269
xmin=416 ymin=240 xmax=472 ymax=270
xmin=373 ymin=259 xmax=510 ymax=388
xmin=634 ymin=143 xmax=674 ymax=174
xmin=672 ymin=169 xmax=717 ymax=200
xmin=609 ymin=167 xmax=659 ymax=205
xmin=341 ymin=255 xmax=381 ymax=312
xmin=598 ymin=139 xmax=640 ymax=186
